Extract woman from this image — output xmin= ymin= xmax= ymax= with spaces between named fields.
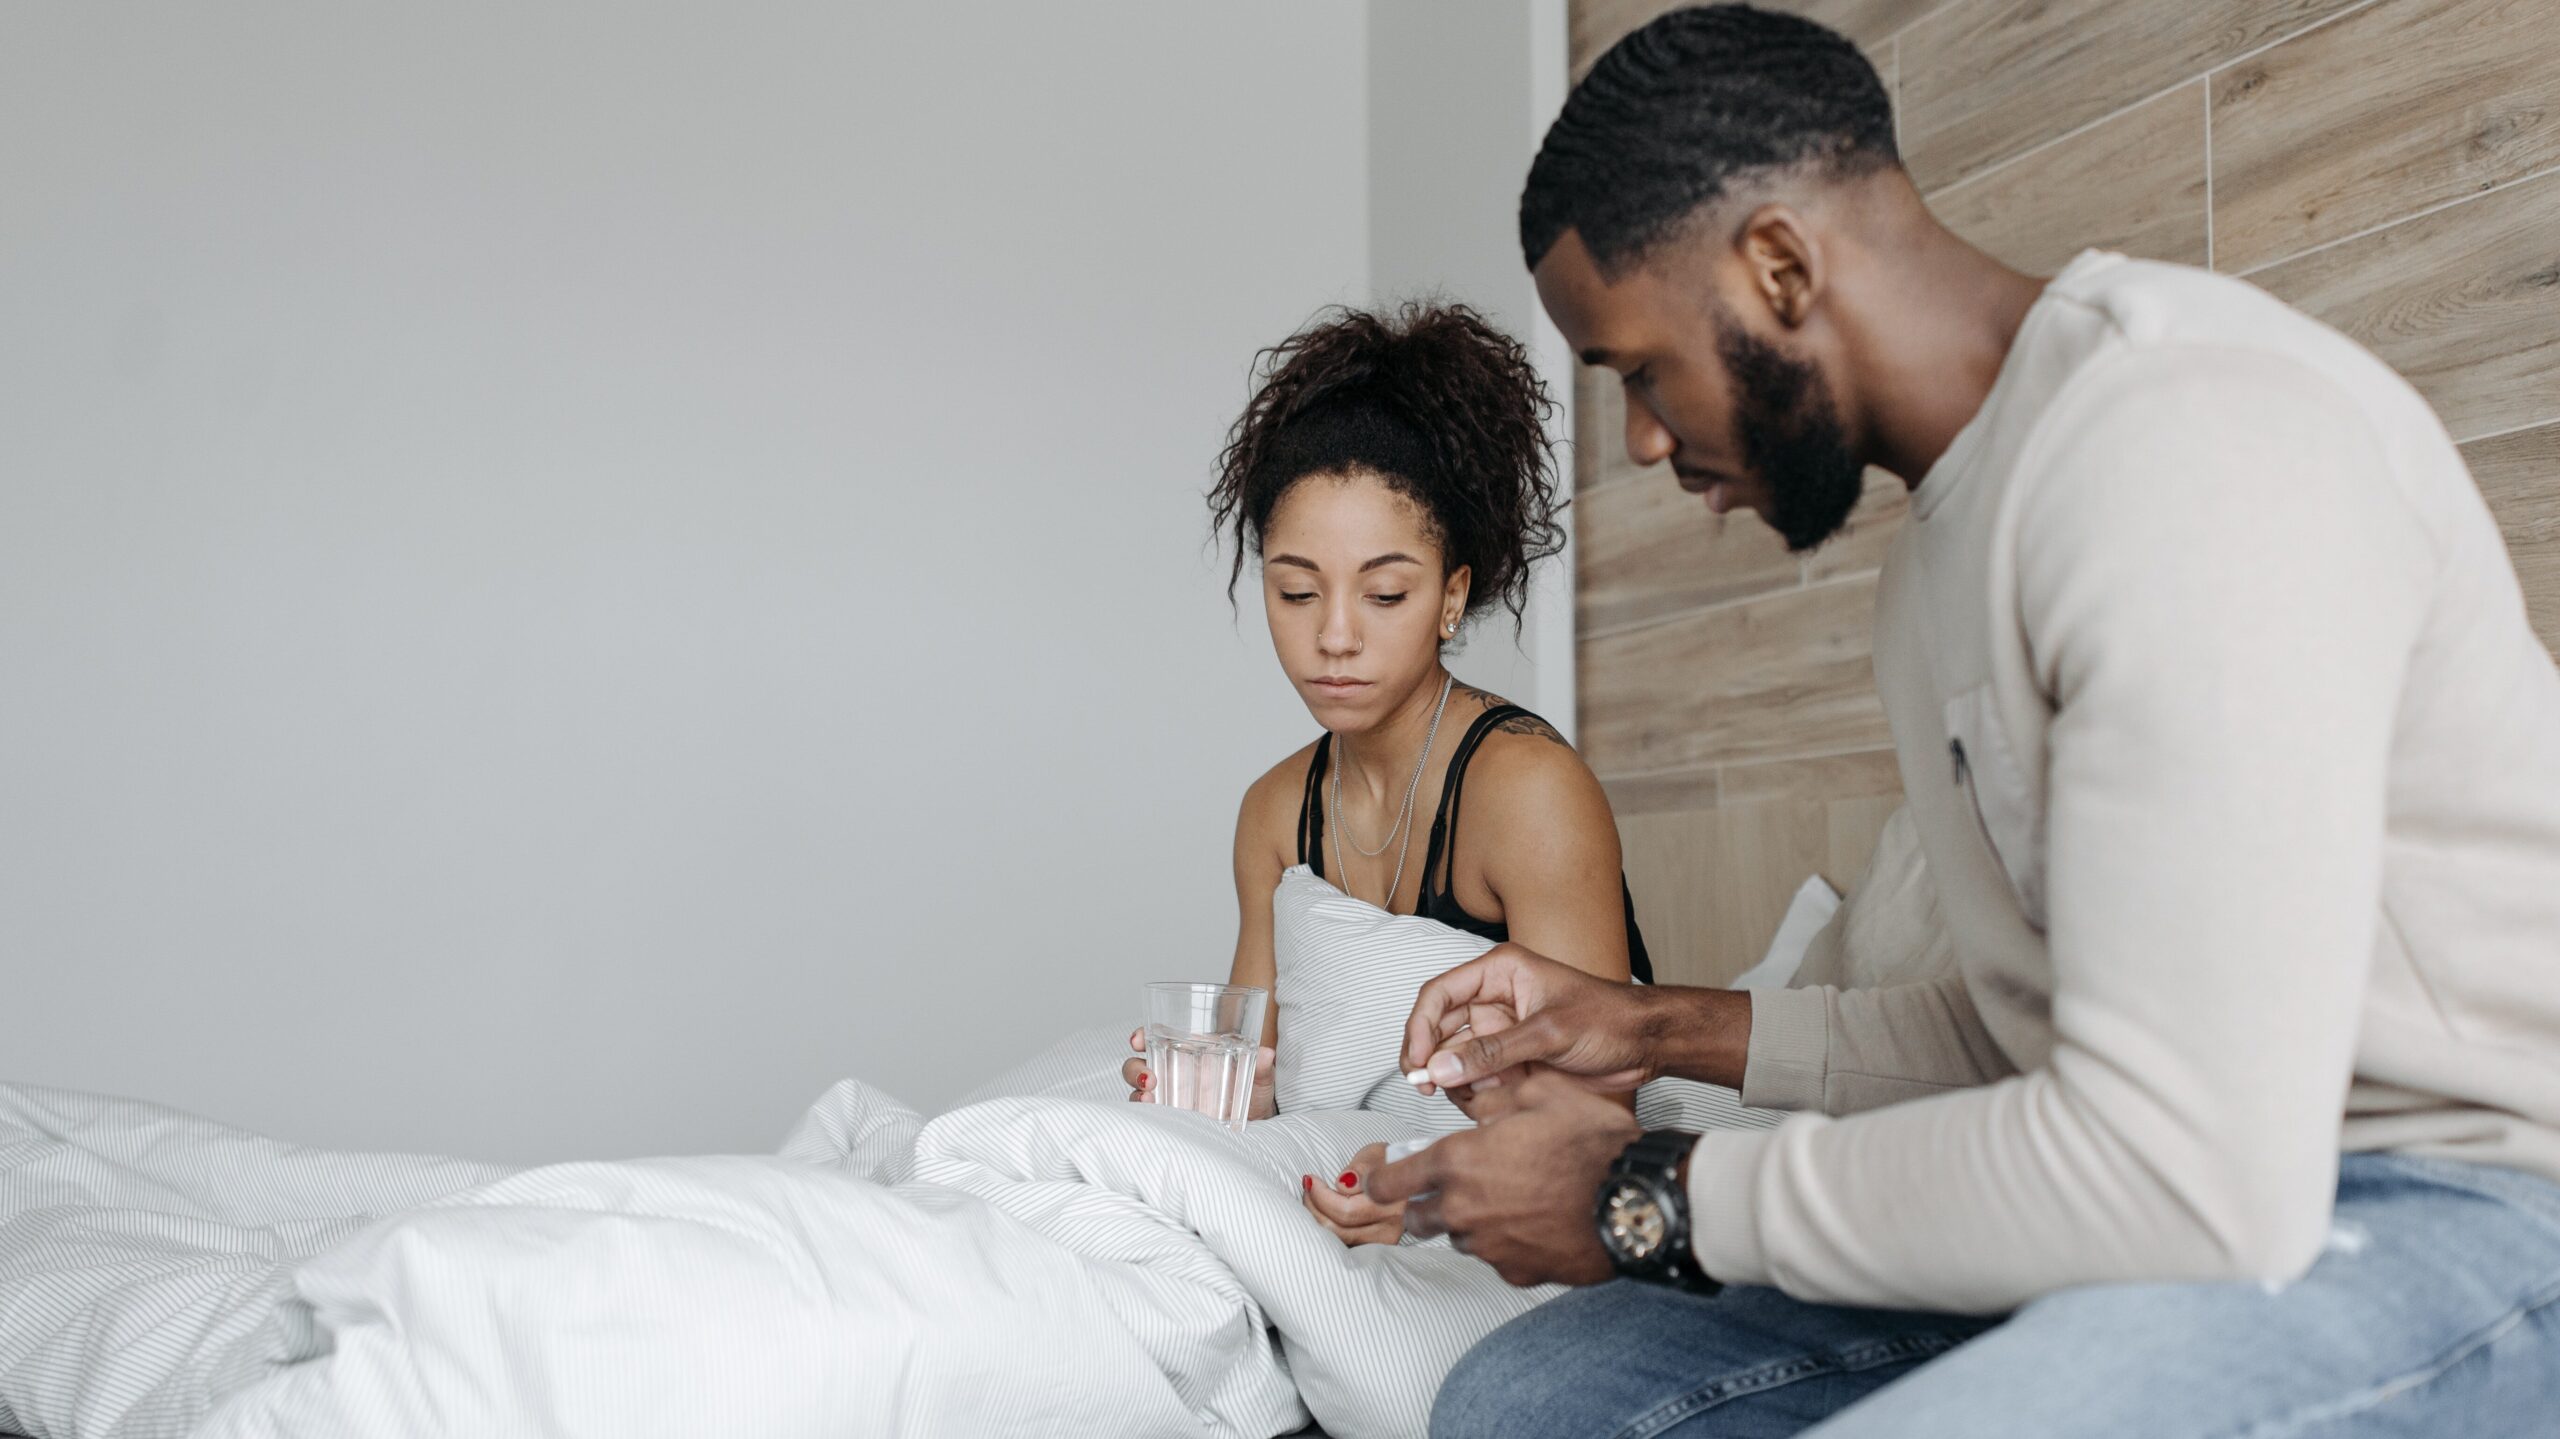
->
xmin=1125 ymin=303 xmax=1654 ymax=1246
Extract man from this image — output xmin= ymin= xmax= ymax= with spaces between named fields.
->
xmin=1367 ymin=7 xmax=2560 ymax=1435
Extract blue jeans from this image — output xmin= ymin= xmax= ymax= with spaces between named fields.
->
xmin=1434 ymin=1154 xmax=2560 ymax=1438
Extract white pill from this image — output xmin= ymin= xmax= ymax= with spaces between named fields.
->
xmin=1405 ymin=1068 xmax=1435 ymax=1088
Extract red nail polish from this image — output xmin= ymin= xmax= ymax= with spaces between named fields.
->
xmin=1339 ymin=1171 xmax=1358 ymax=1189
xmin=1136 ymin=1072 xmax=1150 ymax=1089
xmin=1302 ymin=1175 xmax=1313 ymax=1192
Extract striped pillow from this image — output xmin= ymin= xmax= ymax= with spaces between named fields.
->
xmin=1271 ymin=865 xmax=1482 ymax=1130
xmin=1270 ymin=865 xmax=1780 ymax=1135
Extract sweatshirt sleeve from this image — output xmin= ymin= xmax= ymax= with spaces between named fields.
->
xmin=1742 ymin=975 xmax=2013 ymax=1114
xmin=1685 ymin=348 xmax=2435 ymax=1313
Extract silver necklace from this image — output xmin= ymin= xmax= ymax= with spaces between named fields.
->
xmin=1334 ymin=673 xmax=1451 ymax=856
xmin=1330 ymin=672 xmax=1454 ymax=909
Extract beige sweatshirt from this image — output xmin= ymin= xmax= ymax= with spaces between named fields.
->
xmin=1688 ymin=250 xmax=2560 ymax=1314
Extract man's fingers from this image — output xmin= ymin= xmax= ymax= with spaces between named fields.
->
xmin=1440 ymin=1022 xmax=1524 ymax=1084
xmin=1426 ymin=1011 xmax=1564 ymax=1088
xmin=1402 ymin=956 xmax=1489 ymax=1073
xmin=1420 ymin=1005 xmax=1519 ymax=1093
xmin=1368 ymin=1135 xmax=1454 ymax=1206
xmin=1402 ymin=947 xmax=1534 ymax=1072
xmin=1457 ymin=1077 xmax=1528 ymax=1122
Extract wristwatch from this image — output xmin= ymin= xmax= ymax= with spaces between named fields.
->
xmin=1595 ymin=1129 xmax=1722 ymax=1295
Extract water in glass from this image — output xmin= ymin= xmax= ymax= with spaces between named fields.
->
xmin=1144 ymin=1024 xmax=1257 ymax=1132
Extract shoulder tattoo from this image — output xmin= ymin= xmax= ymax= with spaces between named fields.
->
xmin=1449 ymin=682 xmax=1569 ymax=747
xmin=1489 ymin=710 xmax=1571 ymax=748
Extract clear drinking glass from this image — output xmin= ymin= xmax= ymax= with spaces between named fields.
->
xmin=1142 ymin=981 xmax=1267 ymax=1133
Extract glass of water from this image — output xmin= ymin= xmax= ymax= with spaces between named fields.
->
xmin=1142 ymin=981 xmax=1267 ymax=1133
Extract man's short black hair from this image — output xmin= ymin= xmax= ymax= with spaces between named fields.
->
xmin=1520 ymin=4 xmax=1898 ymax=275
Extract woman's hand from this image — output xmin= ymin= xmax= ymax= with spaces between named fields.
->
xmin=1124 ymin=1030 xmax=1279 ymax=1120
xmin=1122 ymin=1031 xmax=1151 ymax=1101
xmin=1302 ymin=1142 xmax=1403 ymax=1246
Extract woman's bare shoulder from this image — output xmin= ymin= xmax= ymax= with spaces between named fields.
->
xmin=1245 ymin=739 xmax=1321 ymax=808
xmin=1235 ymin=738 xmax=1322 ymax=844
xmin=1446 ymin=685 xmax=1587 ymax=784
xmin=1452 ymin=703 xmax=1619 ymax=846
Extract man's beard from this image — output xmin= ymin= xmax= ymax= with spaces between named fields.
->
xmin=1715 ymin=315 xmax=1867 ymax=553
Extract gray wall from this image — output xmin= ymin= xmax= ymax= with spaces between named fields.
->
xmin=0 ymin=3 xmax=1374 ymax=1162
xmin=1369 ymin=0 xmax=1578 ymax=733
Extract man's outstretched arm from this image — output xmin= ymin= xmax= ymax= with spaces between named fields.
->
xmin=1406 ymin=949 xmax=2008 ymax=1113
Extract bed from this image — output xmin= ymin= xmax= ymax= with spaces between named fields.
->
xmin=1 ymin=869 xmax=1788 ymax=1438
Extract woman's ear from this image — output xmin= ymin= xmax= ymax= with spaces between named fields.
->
xmin=1441 ymin=564 xmax=1472 ymax=639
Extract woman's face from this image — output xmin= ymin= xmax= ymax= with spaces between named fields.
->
xmin=1260 ymin=471 xmax=1469 ymax=733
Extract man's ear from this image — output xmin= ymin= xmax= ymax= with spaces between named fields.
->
xmin=1734 ymin=204 xmax=1823 ymax=330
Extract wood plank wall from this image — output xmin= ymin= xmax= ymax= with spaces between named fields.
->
xmin=1567 ymin=0 xmax=2560 ymax=986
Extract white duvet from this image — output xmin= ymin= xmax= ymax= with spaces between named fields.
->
xmin=0 ymin=869 xmax=1778 ymax=1438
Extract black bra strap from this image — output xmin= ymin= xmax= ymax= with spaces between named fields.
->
xmin=1425 ymin=704 xmax=1532 ymax=896
xmin=1296 ymin=733 xmax=1332 ymax=878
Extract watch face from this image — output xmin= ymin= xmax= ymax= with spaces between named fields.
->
xmin=1601 ymin=1180 xmax=1668 ymax=1263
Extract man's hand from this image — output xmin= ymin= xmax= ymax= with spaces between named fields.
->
xmin=1368 ymin=1070 xmax=1643 ymax=1287
xmin=1404 ymin=943 xmax=1658 ymax=1095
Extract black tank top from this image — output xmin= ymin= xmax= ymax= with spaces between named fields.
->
xmin=1294 ymin=703 xmax=1655 ymax=985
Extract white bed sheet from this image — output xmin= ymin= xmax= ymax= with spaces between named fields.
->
xmin=0 ymin=869 xmax=1781 ymax=1438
